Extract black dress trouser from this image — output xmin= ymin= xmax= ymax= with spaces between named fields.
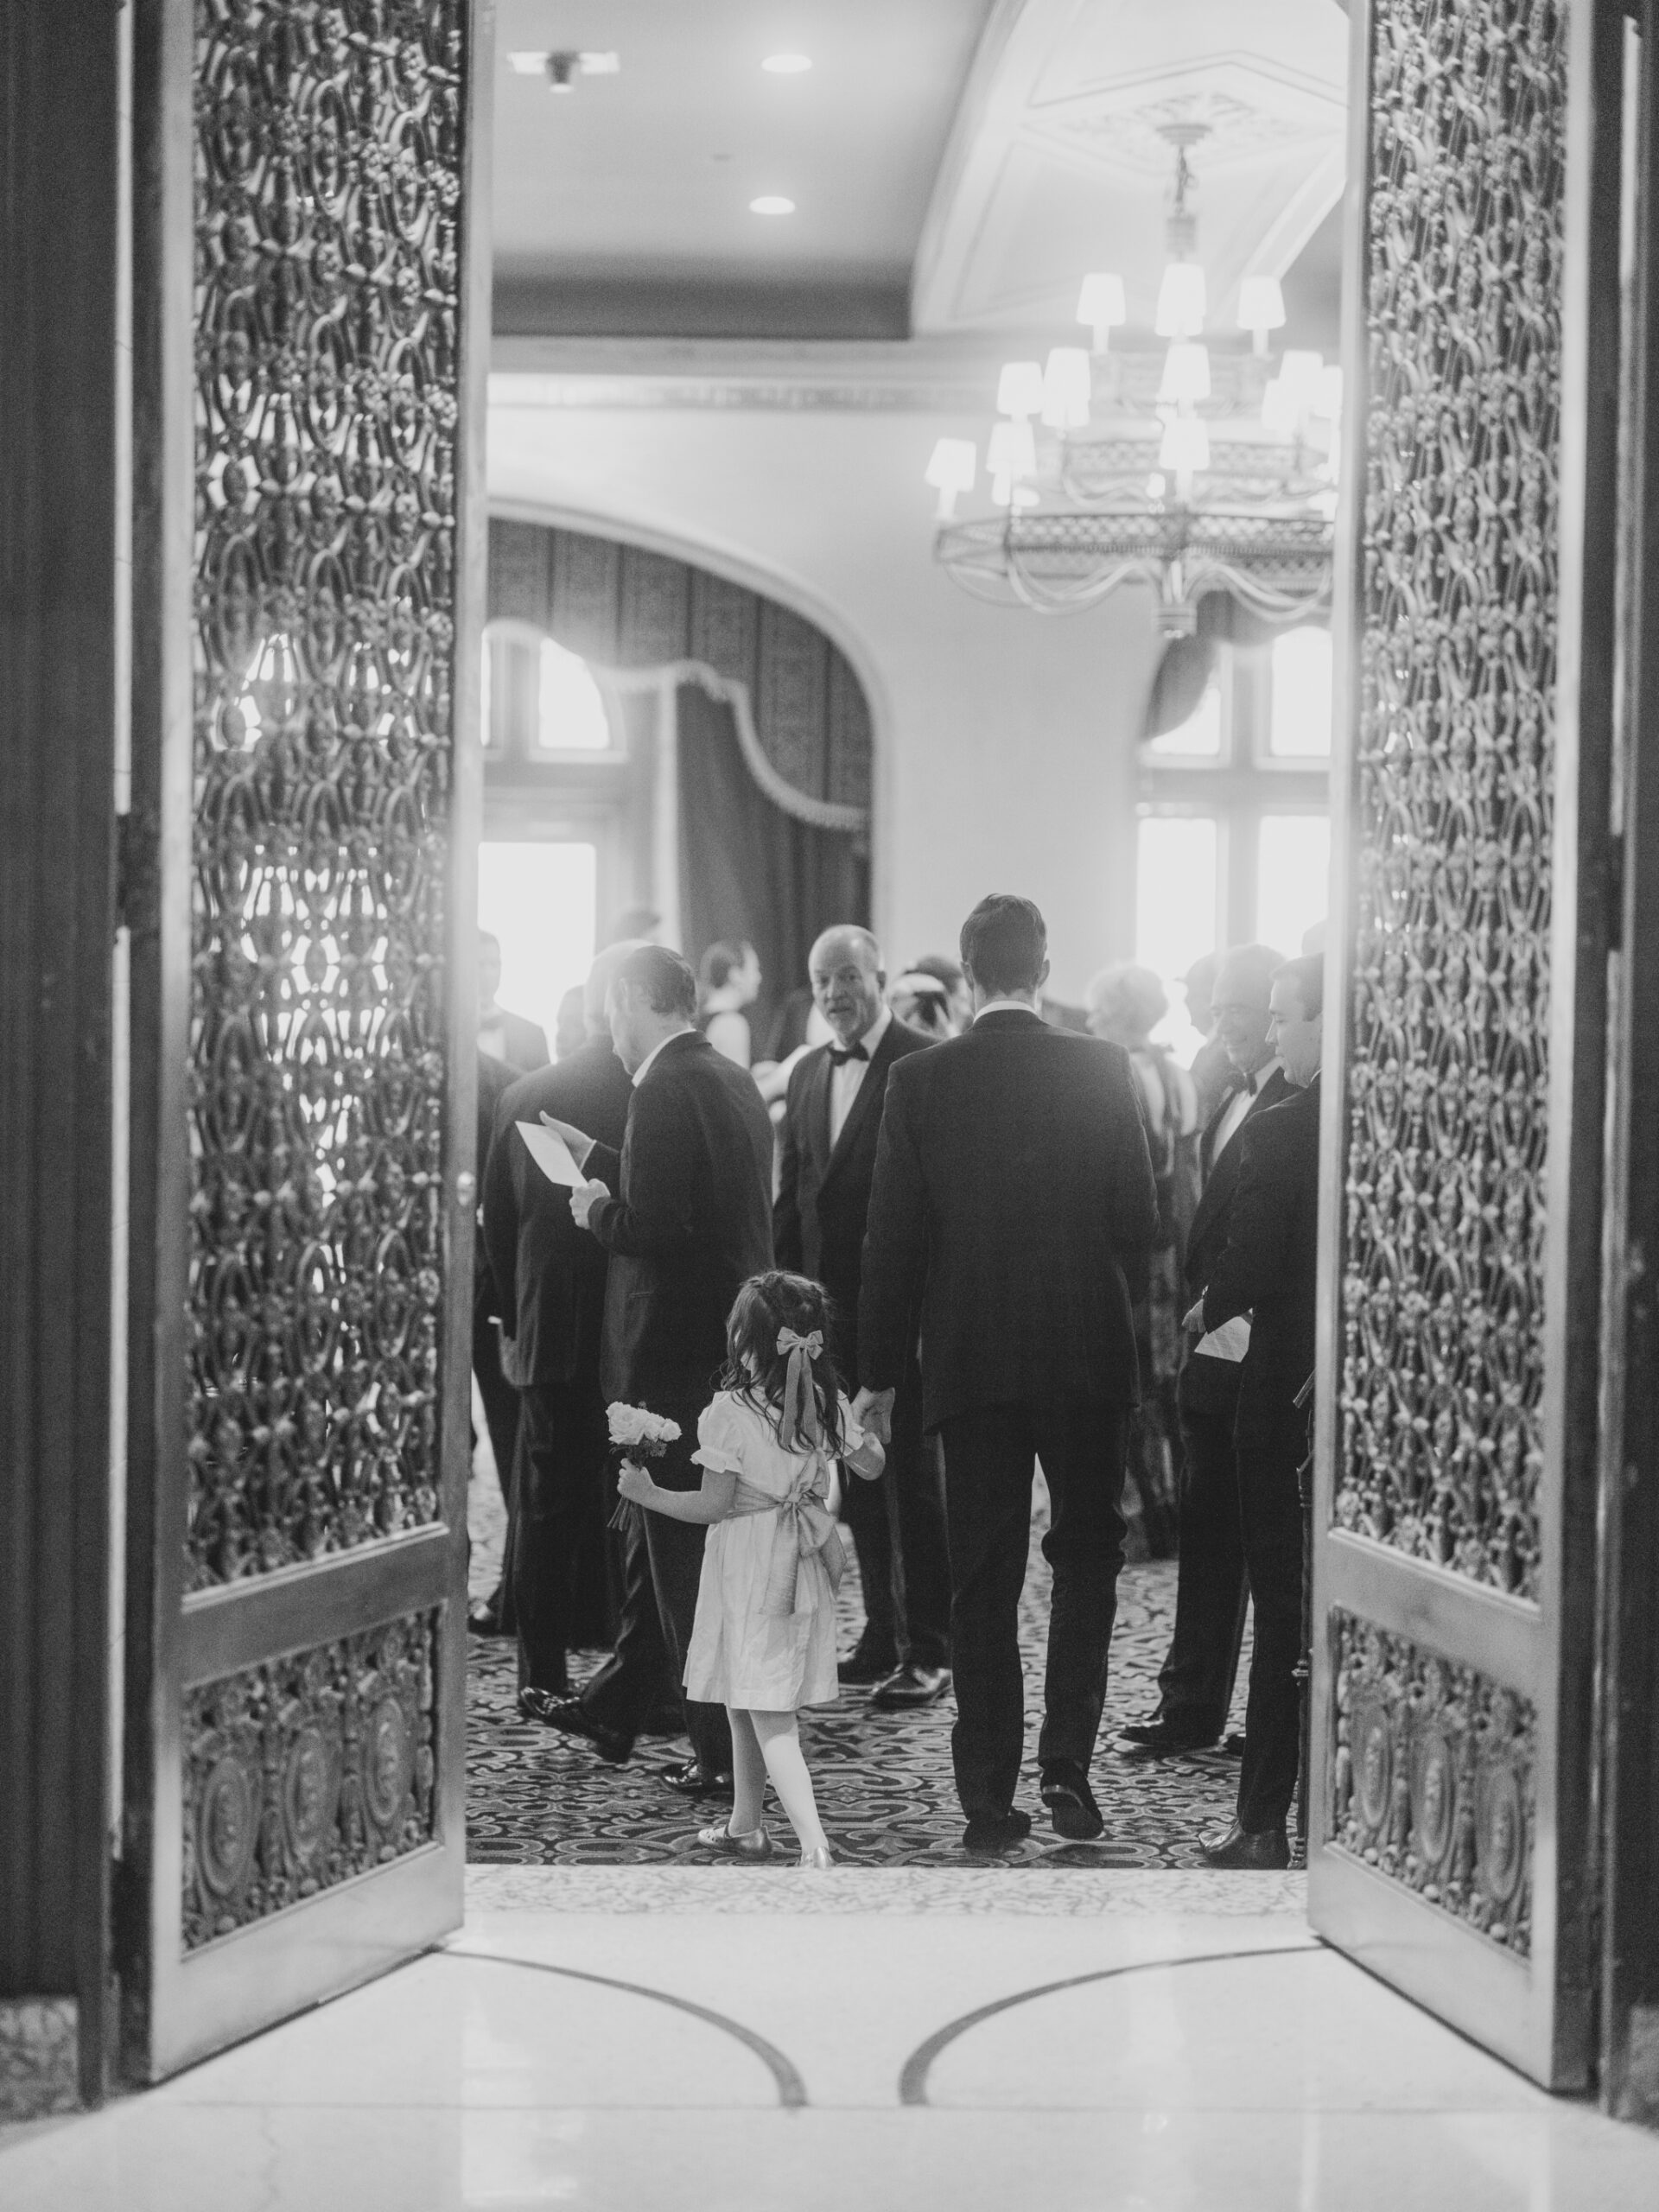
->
xmin=935 ymin=1399 xmax=1130 ymax=1819
xmin=839 ymin=1363 xmax=953 ymax=1670
xmin=1154 ymin=1352 xmax=1250 ymax=1738
xmin=1233 ymin=1378 xmax=1306 ymax=1833
xmin=576 ymin=1388 xmax=733 ymax=1778
xmin=507 ymin=1378 xmax=613 ymax=1694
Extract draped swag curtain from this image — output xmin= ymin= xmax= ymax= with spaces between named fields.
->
xmin=487 ymin=520 xmax=873 ymax=1033
xmin=675 ymin=683 xmax=869 ymax=1028
xmin=1141 ymin=594 xmax=1325 ymax=741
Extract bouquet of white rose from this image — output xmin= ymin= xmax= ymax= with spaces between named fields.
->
xmin=606 ymin=1403 xmax=683 ymax=1532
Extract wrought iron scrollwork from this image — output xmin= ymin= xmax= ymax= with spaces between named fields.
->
xmin=1330 ymin=1613 xmax=1534 ymax=1955
xmin=188 ymin=0 xmax=465 ymax=1586
xmin=1336 ymin=0 xmax=1564 ymax=1599
xmin=181 ymin=1611 xmax=439 ymax=1949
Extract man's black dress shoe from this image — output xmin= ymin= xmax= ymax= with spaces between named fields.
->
xmin=1198 ymin=1820 xmax=1290 ymax=1869
xmin=662 ymin=1759 xmax=735 ymax=1800
xmin=520 ymin=1691 xmax=631 ymax=1764
xmin=962 ymin=1808 xmax=1033 ymax=1855
xmin=870 ymin=1662 xmax=951 ymax=1711
xmin=1117 ymin=1719 xmax=1218 ymax=1758
xmin=837 ymin=1642 xmax=899 ymax=1686
xmin=1039 ymin=1760 xmax=1104 ymax=1840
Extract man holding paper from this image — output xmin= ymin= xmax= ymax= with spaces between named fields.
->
xmin=535 ymin=943 xmax=775 ymax=1796
xmin=483 ymin=942 xmax=639 ymax=1707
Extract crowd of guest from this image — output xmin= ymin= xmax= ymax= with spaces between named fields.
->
xmin=468 ymin=897 xmax=1325 ymax=1868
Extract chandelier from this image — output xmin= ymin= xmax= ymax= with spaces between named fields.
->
xmin=925 ymin=124 xmax=1339 ymax=634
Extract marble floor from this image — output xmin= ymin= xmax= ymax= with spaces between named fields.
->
xmin=5 ymin=1867 xmax=1659 ymax=2211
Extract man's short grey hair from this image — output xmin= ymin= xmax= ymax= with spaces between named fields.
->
xmin=584 ymin=938 xmax=645 ymax=1029
xmin=809 ymin=925 xmax=882 ymax=971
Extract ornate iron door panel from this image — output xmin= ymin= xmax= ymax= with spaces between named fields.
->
xmin=123 ymin=0 xmax=490 ymax=2081
xmin=1311 ymin=0 xmax=1618 ymax=2088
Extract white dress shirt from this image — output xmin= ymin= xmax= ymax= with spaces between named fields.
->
xmin=631 ymin=1025 xmax=694 ymax=1090
xmin=1195 ymin=1057 xmax=1281 ymax=1363
xmin=829 ymin=1005 xmax=891 ymax=1148
xmin=974 ymin=997 xmax=1042 ymax=1020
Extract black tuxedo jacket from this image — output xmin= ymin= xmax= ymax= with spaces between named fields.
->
xmin=585 ymin=1031 xmax=774 ymax=1408
xmin=480 ymin=1037 xmax=635 ymax=1390
xmin=1202 ymin=1076 xmax=1322 ymax=1402
xmin=773 ymin=1016 xmax=932 ymax=1369
xmin=858 ymin=1007 xmax=1159 ymax=1430
xmin=474 ymin=1049 xmax=518 ymax=1322
xmin=1184 ymin=1065 xmax=1294 ymax=1300
xmin=487 ymin=1007 xmax=550 ymax=1075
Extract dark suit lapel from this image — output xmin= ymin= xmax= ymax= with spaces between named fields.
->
xmin=806 ymin=1049 xmax=835 ymax=1181
xmin=823 ymin=1022 xmax=896 ymax=1181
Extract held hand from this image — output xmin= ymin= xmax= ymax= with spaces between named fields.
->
xmin=1182 ymin=1299 xmax=1206 ymax=1335
xmin=539 ymin=1111 xmax=596 ymax=1170
xmin=852 ymin=1386 xmax=896 ymax=1446
xmin=615 ymin=1459 xmax=654 ymax=1506
xmin=569 ymin=1178 xmax=608 ymax=1232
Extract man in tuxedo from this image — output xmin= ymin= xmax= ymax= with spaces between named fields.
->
xmin=1194 ymin=954 xmax=1324 ymax=1868
xmin=535 ymin=944 xmax=774 ymax=1795
xmin=468 ymin=1047 xmax=523 ymax=1636
xmin=774 ymin=925 xmax=951 ymax=1708
xmin=856 ymin=895 xmax=1158 ymax=1853
xmin=478 ymin=930 xmax=550 ymax=1073
xmin=1120 ymin=944 xmax=1290 ymax=1756
xmin=482 ymin=942 xmax=639 ymax=1701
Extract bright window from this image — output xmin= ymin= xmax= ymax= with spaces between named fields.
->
xmin=1135 ymin=814 xmax=1219 ymax=1057
xmin=537 ymin=638 xmax=611 ymax=753
xmin=1256 ymin=815 xmax=1331 ymax=958
xmin=477 ymin=841 xmax=598 ymax=1052
xmin=1268 ymin=627 xmax=1332 ymax=759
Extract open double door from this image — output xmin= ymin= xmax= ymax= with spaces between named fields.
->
xmin=111 ymin=0 xmax=1659 ymax=2118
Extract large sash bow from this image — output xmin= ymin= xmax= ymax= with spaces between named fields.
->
xmin=729 ymin=1458 xmax=846 ymax=1619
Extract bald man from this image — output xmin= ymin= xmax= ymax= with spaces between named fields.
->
xmin=774 ymin=926 xmax=952 ymax=1707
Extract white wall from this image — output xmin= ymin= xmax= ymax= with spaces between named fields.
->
xmin=488 ymin=394 xmax=1161 ymax=1004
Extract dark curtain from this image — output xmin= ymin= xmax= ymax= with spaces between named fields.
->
xmin=1141 ymin=594 xmax=1312 ymax=741
xmin=676 ymin=683 xmax=869 ymax=1046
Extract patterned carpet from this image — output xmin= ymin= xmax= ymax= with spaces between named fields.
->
xmin=464 ymin=1449 xmax=1251 ymax=1870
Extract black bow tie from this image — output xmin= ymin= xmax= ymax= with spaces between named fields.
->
xmin=829 ymin=1043 xmax=868 ymax=1067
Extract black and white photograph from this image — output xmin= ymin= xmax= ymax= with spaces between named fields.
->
xmin=5 ymin=0 xmax=1659 ymax=2205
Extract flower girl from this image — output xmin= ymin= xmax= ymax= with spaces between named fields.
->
xmin=616 ymin=1270 xmax=883 ymax=1867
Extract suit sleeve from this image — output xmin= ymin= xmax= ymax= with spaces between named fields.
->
xmin=585 ymin=1082 xmax=696 ymax=1262
xmin=584 ymin=1141 xmax=621 ymax=1192
xmin=1202 ymin=1120 xmax=1294 ymax=1330
xmin=480 ymin=1114 xmax=520 ymax=1327
xmin=856 ymin=1067 xmax=929 ymax=1393
xmin=1105 ymin=1050 xmax=1160 ymax=1249
xmin=772 ymin=1067 xmax=806 ymax=1272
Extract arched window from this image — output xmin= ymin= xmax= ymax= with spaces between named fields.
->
xmin=481 ymin=622 xmax=617 ymax=757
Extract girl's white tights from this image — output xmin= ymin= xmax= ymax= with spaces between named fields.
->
xmin=728 ymin=1706 xmax=830 ymax=1859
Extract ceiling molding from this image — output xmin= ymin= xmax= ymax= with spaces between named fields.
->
xmin=910 ymin=0 xmax=1347 ymax=338
xmin=490 ymin=335 xmax=1021 ymax=413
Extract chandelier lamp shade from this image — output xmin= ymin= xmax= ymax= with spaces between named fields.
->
xmin=1237 ymin=274 xmax=1287 ymax=354
xmin=926 ymin=123 xmax=1338 ymax=630
xmin=1077 ymin=271 xmax=1127 ymax=353
xmin=925 ymin=436 xmax=977 ymax=521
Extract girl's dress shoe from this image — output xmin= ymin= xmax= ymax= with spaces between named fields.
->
xmin=696 ymin=1821 xmax=774 ymax=1860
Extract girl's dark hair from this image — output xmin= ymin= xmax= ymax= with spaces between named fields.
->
xmin=718 ymin=1271 xmax=846 ymax=1453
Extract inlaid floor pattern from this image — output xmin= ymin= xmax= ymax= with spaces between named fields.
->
xmin=466 ymin=1460 xmax=1253 ymax=1869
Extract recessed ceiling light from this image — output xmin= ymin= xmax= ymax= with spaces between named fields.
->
xmin=749 ymin=196 xmax=796 ymax=216
xmin=762 ymin=54 xmax=812 ymax=74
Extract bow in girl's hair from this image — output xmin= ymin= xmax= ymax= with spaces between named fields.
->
xmin=777 ymin=1325 xmax=824 ymax=1451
